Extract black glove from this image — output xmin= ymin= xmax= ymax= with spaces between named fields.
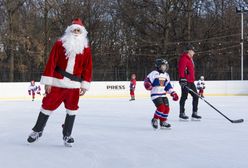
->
xmin=179 ymin=78 xmax=187 ymax=88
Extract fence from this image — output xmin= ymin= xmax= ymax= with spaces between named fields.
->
xmin=0 ymin=67 xmax=248 ymax=82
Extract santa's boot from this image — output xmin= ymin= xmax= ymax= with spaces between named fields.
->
xmin=62 ymin=114 xmax=76 ymax=147
xmin=27 ymin=112 xmax=49 ymax=143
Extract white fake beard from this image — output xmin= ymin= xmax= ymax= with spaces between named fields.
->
xmin=61 ymin=32 xmax=88 ymax=58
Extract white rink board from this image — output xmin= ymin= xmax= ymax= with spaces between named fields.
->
xmin=0 ymin=80 xmax=248 ymax=100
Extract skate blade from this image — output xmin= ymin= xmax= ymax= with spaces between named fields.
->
xmin=191 ymin=118 xmax=201 ymax=121
xmin=152 ymin=126 xmax=159 ymax=130
xmin=179 ymin=118 xmax=189 ymax=122
xmin=64 ymin=142 xmax=73 ymax=147
xmin=160 ymin=127 xmax=171 ymax=130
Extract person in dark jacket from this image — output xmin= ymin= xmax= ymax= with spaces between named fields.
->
xmin=178 ymin=44 xmax=201 ymax=120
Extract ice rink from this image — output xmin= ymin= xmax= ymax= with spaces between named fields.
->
xmin=0 ymin=96 xmax=247 ymax=168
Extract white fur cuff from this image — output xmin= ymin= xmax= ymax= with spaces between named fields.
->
xmin=66 ymin=109 xmax=78 ymax=116
xmin=40 ymin=76 xmax=53 ymax=86
xmin=81 ymin=81 xmax=90 ymax=90
xmin=41 ymin=108 xmax=53 ymax=116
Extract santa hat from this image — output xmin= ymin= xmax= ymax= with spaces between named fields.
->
xmin=64 ymin=18 xmax=88 ymax=36
xmin=71 ymin=18 xmax=84 ymax=27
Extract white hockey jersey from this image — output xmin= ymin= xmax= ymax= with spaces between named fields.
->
xmin=28 ymin=85 xmax=40 ymax=93
xmin=197 ymin=80 xmax=205 ymax=90
xmin=145 ymin=70 xmax=174 ymax=100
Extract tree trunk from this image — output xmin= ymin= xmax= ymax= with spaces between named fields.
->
xmin=8 ymin=13 xmax=14 ymax=82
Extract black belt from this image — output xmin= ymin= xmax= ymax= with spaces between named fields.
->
xmin=55 ymin=66 xmax=83 ymax=82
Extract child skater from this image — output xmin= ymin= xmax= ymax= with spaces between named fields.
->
xmin=144 ymin=58 xmax=178 ymax=129
xmin=129 ymin=73 xmax=136 ymax=101
xmin=28 ymin=80 xmax=41 ymax=101
xmin=197 ymin=76 xmax=205 ymax=98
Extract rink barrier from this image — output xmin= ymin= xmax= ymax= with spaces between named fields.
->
xmin=0 ymin=81 xmax=247 ymax=100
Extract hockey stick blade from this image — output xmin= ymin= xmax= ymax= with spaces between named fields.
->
xmin=184 ymin=86 xmax=244 ymax=124
xmin=231 ymin=119 xmax=244 ymax=123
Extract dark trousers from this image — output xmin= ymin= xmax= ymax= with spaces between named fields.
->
xmin=179 ymin=82 xmax=199 ymax=114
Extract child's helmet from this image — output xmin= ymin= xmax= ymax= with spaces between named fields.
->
xmin=31 ymin=80 xmax=35 ymax=85
xmin=155 ymin=58 xmax=169 ymax=72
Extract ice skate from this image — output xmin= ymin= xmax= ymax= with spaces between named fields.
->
xmin=63 ymin=136 xmax=74 ymax=147
xmin=160 ymin=121 xmax=171 ymax=129
xmin=129 ymin=96 xmax=135 ymax=101
xmin=27 ymin=131 xmax=43 ymax=143
xmin=179 ymin=112 xmax=189 ymax=120
xmin=62 ymin=114 xmax=75 ymax=147
xmin=151 ymin=118 xmax=158 ymax=129
xmin=191 ymin=112 xmax=202 ymax=120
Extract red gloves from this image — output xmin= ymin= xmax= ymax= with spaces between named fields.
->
xmin=144 ymin=81 xmax=152 ymax=90
xmin=171 ymin=91 xmax=178 ymax=101
xmin=144 ymin=78 xmax=152 ymax=90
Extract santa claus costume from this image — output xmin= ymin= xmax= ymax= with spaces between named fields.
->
xmin=27 ymin=18 xmax=92 ymax=147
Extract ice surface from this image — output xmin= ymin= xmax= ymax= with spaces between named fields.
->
xmin=0 ymin=96 xmax=247 ymax=168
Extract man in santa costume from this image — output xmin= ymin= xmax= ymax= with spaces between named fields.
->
xmin=27 ymin=18 xmax=92 ymax=147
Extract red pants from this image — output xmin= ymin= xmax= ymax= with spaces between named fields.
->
xmin=42 ymin=87 xmax=80 ymax=115
xmin=153 ymin=97 xmax=170 ymax=122
xmin=154 ymin=104 xmax=170 ymax=122
xmin=130 ymin=90 xmax=135 ymax=97
xmin=31 ymin=92 xmax=35 ymax=99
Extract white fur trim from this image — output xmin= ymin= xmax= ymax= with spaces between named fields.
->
xmin=81 ymin=81 xmax=90 ymax=90
xmin=40 ymin=76 xmax=81 ymax=88
xmin=41 ymin=108 xmax=52 ymax=116
xmin=66 ymin=109 xmax=78 ymax=116
xmin=40 ymin=76 xmax=53 ymax=86
xmin=65 ymin=55 xmax=76 ymax=74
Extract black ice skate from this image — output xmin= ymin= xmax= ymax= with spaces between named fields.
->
xmin=151 ymin=118 xmax=158 ymax=129
xmin=129 ymin=96 xmax=135 ymax=101
xmin=191 ymin=112 xmax=202 ymax=120
xmin=27 ymin=131 xmax=43 ymax=143
xmin=27 ymin=112 xmax=49 ymax=143
xmin=160 ymin=121 xmax=171 ymax=129
xmin=179 ymin=112 xmax=189 ymax=120
xmin=62 ymin=114 xmax=75 ymax=147
xmin=63 ymin=136 xmax=74 ymax=147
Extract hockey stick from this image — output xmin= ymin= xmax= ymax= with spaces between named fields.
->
xmin=185 ymin=86 xmax=244 ymax=123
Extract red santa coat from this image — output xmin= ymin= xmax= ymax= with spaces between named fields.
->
xmin=40 ymin=40 xmax=92 ymax=90
xmin=178 ymin=52 xmax=195 ymax=83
